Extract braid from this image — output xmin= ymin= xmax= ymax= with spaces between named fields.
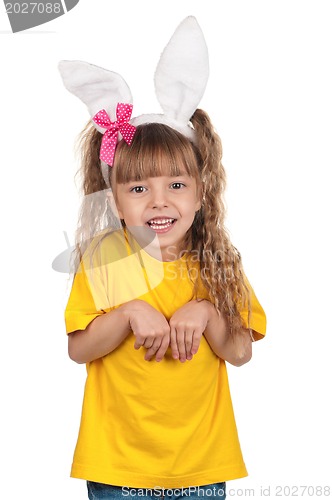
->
xmin=71 ymin=121 xmax=120 ymax=273
xmin=79 ymin=121 xmax=107 ymax=196
xmin=190 ymin=109 xmax=251 ymax=336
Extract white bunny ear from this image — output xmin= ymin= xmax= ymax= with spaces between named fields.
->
xmin=58 ymin=60 xmax=133 ymax=133
xmin=154 ymin=16 xmax=209 ymax=123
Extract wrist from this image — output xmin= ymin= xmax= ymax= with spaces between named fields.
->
xmin=115 ymin=304 xmax=132 ymax=330
xmin=117 ymin=300 xmax=150 ymax=327
xmin=200 ymin=299 xmax=218 ymax=324
xmin=204 ymin=303 xmax=228 ymax=338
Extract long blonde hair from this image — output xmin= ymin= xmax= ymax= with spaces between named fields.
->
xmin=73 ymin=109 xmax=250 ymax=336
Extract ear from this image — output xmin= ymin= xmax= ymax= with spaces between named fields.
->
xmin=106 ymin=189 xmax=123 ymax=219
xmin=195 ymin=199 xmax=202 ymax=213
xmin=194 ymin=178 xmax=203 ymax=212
xmin=58 ymin=60 xmax=133 ymax=133
xmin=154 ymin=16 xmax=209 ymax=124
xmin=195 ymin=190 xmax=202 ymax=212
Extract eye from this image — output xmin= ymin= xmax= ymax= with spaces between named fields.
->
xmin=170 ymin=182 xmax=185 ymax=190
xmin=130 ymin=186 xmax=147 ymax=194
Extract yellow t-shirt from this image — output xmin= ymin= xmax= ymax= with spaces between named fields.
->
xmin=65 ymin=229 xmax=266 ymax=488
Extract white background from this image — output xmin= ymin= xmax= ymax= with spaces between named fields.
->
xmin=1 ymin=1 xmax=331 ymax=499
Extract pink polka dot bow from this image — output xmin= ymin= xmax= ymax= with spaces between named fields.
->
xmin=92 ymin=103 xmax=136 ymax=166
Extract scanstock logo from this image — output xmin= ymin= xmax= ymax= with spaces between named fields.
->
xmin=3 ymin=0 xmax=79 ymax=32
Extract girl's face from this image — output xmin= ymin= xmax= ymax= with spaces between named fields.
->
xmin=113 ymin=173 xmax=201 ymax=261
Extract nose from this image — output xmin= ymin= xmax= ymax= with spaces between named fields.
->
xmin=150 ymin=186 xmax=169 ymax=209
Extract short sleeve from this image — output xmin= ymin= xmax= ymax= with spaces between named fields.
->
xmin=239 ymin=279 xmax=267 ymax=341
xmin=64 ymin=257 xmax=107 ymax=334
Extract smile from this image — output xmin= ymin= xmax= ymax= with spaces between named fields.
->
xmin=147 ymin=218 xmax=176 ymax=233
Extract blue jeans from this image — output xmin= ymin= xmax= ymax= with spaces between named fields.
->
xmin=87 ymin=482 xmax=226 ymax=500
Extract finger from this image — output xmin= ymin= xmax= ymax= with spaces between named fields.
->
xmin=134 ymin=335 xmax=146 ymax=350
xmin=170 ymin=326 xmax=179 ymax=360
xmin=190 ymin=329 xmax=202 ymax=356
xmin=144 ymin=340 xmax=162 ymax=361
xmin=176 ymin=328 xmax=186 ymax=363
xmin=185 ymin=330 xmax=194 ymax=360
xmin=143 ymin=339 xmax=154 ymax=349
xmin=155 ymin=335 xmax=170 ymax=362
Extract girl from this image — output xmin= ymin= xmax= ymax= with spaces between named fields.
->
xmin=61 ymin=17 xmax=266 ymax=500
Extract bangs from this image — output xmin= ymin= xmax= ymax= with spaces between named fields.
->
xmin=112 ymin=123 xmax=201 ymax=184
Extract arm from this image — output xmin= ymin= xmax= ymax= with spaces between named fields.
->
xmin=68 ymin=299 xmax=171 ymax=364
xmin=203 ymin=300 xmax=253 ymax=367
xmin=68 ymin=306 xmax=131 ymax=364
xmin=168 ymin=299 xmax=252 ymax=365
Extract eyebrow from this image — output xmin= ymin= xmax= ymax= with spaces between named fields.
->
xmin=167 ymin=172 xmax=190 ymax=178
xmin=125 ymin=173 xmax=192 ymax=184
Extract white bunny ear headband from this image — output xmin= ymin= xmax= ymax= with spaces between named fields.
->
xmin=58 ymin=16 xmax=209 ymax=184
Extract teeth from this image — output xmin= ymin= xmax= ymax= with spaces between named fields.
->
xmin=147 ymin=218 xmax=175 ymax=230
xmin=148 ymin=218 xmax=174 ymax=224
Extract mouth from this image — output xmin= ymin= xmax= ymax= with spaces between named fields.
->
xmin=146 ymin=217 xmax=176 ymax=233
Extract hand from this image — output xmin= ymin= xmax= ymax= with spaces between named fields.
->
xmin=120 ymin=300 xmax=170 ymax=362
xmin=169 ymin=299 xmax=214 ymax=362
